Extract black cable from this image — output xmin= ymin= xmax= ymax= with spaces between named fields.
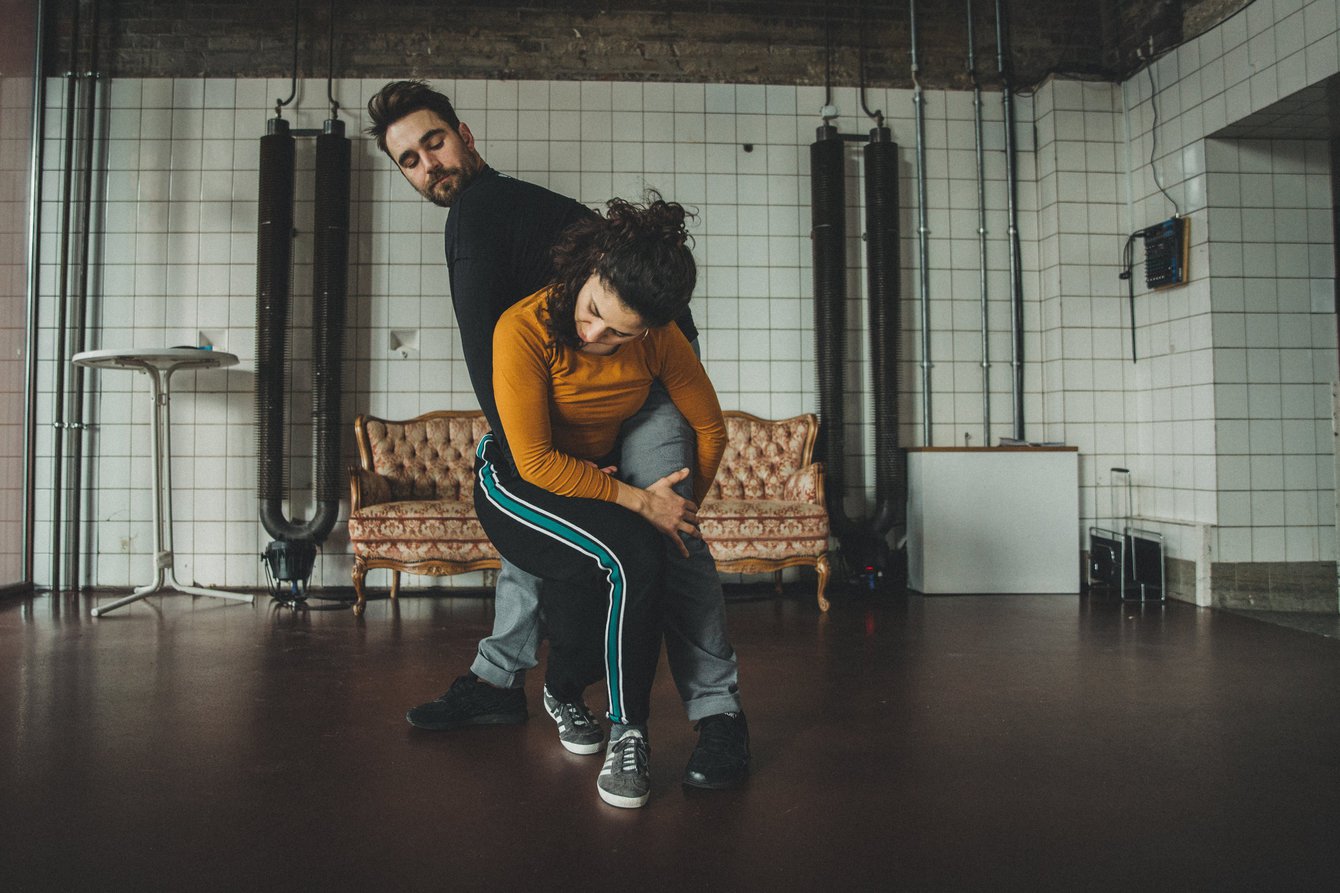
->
xmin=1119 ymin=229 xmax=1148 ymax=363
xmin=857 ymin=0 xmax=883 ymax=125
xmin=326 ymin=0 xmax=339 ymax=117
xmin=1145 ymin=59 xmax=1181 ymax=217
xmin=824 ymin=8 xmax=832 ymax=108
xmin=275 ymin=0 xmax=300 ymax=116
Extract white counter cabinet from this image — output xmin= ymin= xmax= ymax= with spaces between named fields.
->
xmin=907 ymin=447 xmax=1080 ymax=594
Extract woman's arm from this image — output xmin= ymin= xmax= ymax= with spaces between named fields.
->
xmin=492 ymin=308 xmax=620 ymax=503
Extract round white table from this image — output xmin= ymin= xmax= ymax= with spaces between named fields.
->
xmin=72 ymin=348 xmax=256 ymax=616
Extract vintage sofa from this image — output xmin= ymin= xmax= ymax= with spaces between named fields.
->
xmin=346 ymin=408 xmax=832 ymax=615
xmin=347 ymin=410 xmax=500 ymax=617
xmin=699 ymin=411 xmax=832 ymax=611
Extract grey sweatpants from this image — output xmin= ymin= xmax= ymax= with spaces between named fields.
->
xmin=470 ymin=375 xmax=743 ymax=721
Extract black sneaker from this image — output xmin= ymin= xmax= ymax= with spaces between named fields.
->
xmin=542 ymin=685 xmax=604 ymax=754
xmin=405 ymin=673 xmax=528 ymax=730
xmin=683 ymin=711 xmax=750 ymax=789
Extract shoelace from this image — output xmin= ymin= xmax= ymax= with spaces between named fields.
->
xmin=608 ymin=733 xmax=647 ymax=772
xmin=565 ymin=703 xmax=597 ymax=728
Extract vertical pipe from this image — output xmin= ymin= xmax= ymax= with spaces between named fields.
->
xmin=256 ymin=117 xmax=296 ymax=529
xmin=312 ymin=120 xmax=349 ymax=507
xmin=864 ymin=128 xmax=902 ymax=533
xmin=810 ymin=126 xmax=854 ymax=539
xmin=968 ymin=0 xmax=991 ymax=443
xmin=996 ymin=0 xmax=1026 ymax=440
xmin=23 ymin=0 xmax=51 ymax=587
xmin=910 ymin=0 xmax=932 ymax=445
xmin=68 ymin=0 xmax=102 ymax=591
xmin=50 ymin=0 xmax=83 ymax=593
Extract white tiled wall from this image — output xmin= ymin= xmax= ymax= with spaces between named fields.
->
xmin=1205 ymin=138 xmax=1336 ymax=563
xmin=31 ymin=0 xmax=1340 ymax=595
xmin=1116 ymin=0 xmax=1339 ymax=581
xmin=35 ymin=76 xmax=1029 ymax=590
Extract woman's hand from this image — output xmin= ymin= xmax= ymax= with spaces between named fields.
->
xmin=621 ymin=468 xmax=699 ymax=558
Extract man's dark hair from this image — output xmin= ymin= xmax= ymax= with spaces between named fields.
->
xmin=545 ymin=192 xmax=697 ymax=348
xmin=366 ymin=80 xmax=461 ymax=156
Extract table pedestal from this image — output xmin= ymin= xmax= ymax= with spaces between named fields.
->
xmin=73 ymin=349 xmax=256 ymax=616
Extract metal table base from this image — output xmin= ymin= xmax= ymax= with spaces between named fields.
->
xmin=73 ymin=348 xmax=256 ymax=616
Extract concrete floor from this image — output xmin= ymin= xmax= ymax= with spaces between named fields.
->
xmin=3 ymin=587 xmax=1339 ymax=891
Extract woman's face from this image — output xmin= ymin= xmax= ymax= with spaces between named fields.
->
xmin=572 ymin=275 xmax=649 ymax=354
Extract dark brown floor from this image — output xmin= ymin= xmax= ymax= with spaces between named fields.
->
xmin=3 ymin=587 xmax=1339 ymax=891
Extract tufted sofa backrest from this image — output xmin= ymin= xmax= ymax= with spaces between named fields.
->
xmin=358 ymin=412 xmax=491 ymax=501
xmin=707 ymin=412 xmax=818 ymax=501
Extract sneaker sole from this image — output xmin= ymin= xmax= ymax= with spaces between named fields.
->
xmin=598 ymin=785 xmax=649 ymax=808
xmin=558 ymin=738 xmax=603 ymax=755
xmin=404 ymin=710 xmax=528 ymax=731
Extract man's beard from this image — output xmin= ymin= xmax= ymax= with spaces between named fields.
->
xmin=421 ymin=164 xmax=477 ymax=207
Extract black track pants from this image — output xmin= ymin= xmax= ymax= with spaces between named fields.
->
xmin=473 ymin=434 xmax=665 ymax=725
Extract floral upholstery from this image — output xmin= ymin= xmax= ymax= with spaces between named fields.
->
xmin=700 ymin=411 xmax=832 ymax=611
xmin=347 ymin=408 xmax=832 ymax=615
xmin=347 ymin=411 xmax=500 ymax=616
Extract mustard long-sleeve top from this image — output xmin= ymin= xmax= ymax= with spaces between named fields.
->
xmin=492 ymin=288 xmax=727 ymax=505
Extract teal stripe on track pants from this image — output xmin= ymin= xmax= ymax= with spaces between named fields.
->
xmin=473 ymin=434 xmax=665 ymax=726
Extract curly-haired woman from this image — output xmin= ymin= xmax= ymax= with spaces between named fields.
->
xmin=473 ymin=194 xmax=728 ymax=809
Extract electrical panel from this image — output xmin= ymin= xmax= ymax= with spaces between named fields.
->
xmin=1143 ymin=216 xmax=1189 ymax=289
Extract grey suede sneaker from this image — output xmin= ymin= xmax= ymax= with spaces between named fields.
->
xmin=542 ymin=685 xmax=604 ymax=755
xmin=597 ymin=728 xmax=650 ymax=808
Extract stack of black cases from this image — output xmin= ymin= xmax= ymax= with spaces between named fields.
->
xmin=1088 ymin=468 xmax=1165 ymax=602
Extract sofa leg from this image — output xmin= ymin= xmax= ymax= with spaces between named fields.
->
xmin=773 ymin=571 xmax=783 ymax=594
xmin=352 ymin=560 xmax=368 ymax=617
xmin=390 ymin=570 xmax=400 ymax=600
xmin=815 ymin=554 xmax=831 ymax=612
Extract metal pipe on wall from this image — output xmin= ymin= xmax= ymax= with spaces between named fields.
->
xmin=910 ymin=0 xmax=932 ymax=445
xmin=68 ymin=0 xmax=103 ymax=592
xmin=48 ymin=0 xmax=82 ymax=594
xmin=967 ymin=0 xmax=991 ymax=443
xmin=996 ymin=0 xmax=1026 ymax=440
xmin=22 ymin=0 xmax=51 ymax=589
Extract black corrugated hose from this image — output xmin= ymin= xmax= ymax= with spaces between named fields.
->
xmin=255 ymin=119 xmax=295 ymax=512
xmin=809 ymin=127 xmax=857 ymax=542
xmin=864 ymin=129 xmax=904 ymax=535
xmin=312 ymin=121 xmax=349 ymax=507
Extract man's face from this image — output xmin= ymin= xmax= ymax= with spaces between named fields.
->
xmin=384 ymin=109 xmax=483 ymax=208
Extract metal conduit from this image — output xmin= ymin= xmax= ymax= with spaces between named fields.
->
xmin=68 ymin=0 xmax=103 ymax=591
xmin=49 ymin=0 xmax=82 ymax=594
xmin=910 ymin=0 xmax=932 ymax=446
xmin=996 ymin=0 xmax=1027 ymax=440
xmin=968 ymin=0 xmax=991 ymax=443
xmin=23 ymin=0 xmax=51 ymax=587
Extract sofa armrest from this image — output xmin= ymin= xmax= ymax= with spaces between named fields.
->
xmin=782 ymin=462 xmax=824 ymax=504
xmin=349 ymin=466 xmax=393 ymax=512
